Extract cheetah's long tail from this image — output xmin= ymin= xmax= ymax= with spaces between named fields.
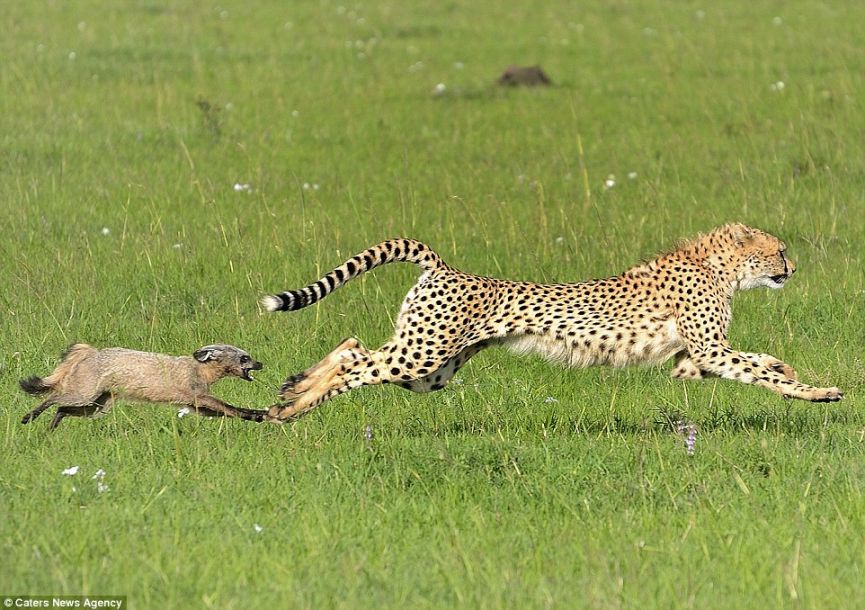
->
xmin=261 ymin=238 xmax=442 ymax=312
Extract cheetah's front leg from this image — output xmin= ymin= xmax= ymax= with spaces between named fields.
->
xmin=685 ymin=346 xmax=842 ymax=402
xmin=674 ymin=305 xmax=839 ymax=401
xmin=672 ymin=351 xmax=798 ymax=381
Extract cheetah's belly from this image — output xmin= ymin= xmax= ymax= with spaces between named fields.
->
xmin=502 ymin=318 xmax=683 ymax=369
xmin=626 ymin=318 xmax=683 ymax=366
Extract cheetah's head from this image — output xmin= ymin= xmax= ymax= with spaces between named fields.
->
xmin=727 ymin=224 xmax=796 ymax=290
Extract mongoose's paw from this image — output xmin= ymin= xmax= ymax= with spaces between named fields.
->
xmin=233 ymin=407 xmax=268 ymax=422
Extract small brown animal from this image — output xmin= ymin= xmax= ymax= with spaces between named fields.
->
xmin=497 ymin=65 xmax=552 ymax=87
xmin=19 ymin=344 xmax=266 ymax=430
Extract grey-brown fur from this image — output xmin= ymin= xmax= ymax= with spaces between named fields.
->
xmin=497 ymin=65 xmax=552 ymax=87
xmin=19 ymin=343 xmax=265 ymax=430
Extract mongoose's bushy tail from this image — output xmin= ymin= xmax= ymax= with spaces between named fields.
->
xmin=262 ymin=238 xmax=442 ymax=312
xmin=19 ymin=344 xmax=96 ymax=395
xmin=19 ymin=376 xmax=51 ymax=395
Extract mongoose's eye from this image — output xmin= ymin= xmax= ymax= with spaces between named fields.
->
xmin=240 ymin=355 xmax=250 ymax=363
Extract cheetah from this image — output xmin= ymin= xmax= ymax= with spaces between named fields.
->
xmin=261 ymin=223 xmax=843 ymax=422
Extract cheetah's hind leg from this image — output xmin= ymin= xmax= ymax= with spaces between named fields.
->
xmin=267 ymin=338 xmax=369 ymax=422
xmin=397 ymin=341 xmax=490 ymax=393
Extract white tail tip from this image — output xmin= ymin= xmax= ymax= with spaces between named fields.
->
xmin=260 ymin=295 xmax=283 ymax=312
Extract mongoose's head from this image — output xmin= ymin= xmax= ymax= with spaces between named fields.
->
xmin=193 ymin=345 xmax=264 ymax=382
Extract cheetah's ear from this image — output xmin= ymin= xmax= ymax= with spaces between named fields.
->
xmin=727 ymin=223 xmax=755 ymax=247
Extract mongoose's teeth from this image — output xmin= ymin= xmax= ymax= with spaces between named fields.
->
xmin=261 ymin=295 xmax=284 ymax=312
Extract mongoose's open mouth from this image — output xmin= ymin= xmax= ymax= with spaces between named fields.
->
xmin=242 ymin=362 xmax=264 ymax=381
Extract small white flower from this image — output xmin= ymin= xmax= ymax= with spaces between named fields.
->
xmin=12 ymin=352 xmax=21 ymax=358
xmin=225 ymin=102 xmax=234 ymax=111
xmin=100 ymin=227 xmax=110 ymax=235
xmin=253 ymin=523 xmax=263 ymax=533
xmin=62 ymin=466 xmax=79 ymax=476
xmin=604 ymin=175 xmax=616 ymax=190
xmin=68 ymin=51 xmax=77 ymax=61
xmin=77 ymin=21 xmax=87 ymax=31
xmin=284 ymin=21 xmax=294 ymax=29
xmin=219 ymin=10 xmax=229 ymax=19
xmin=772 ymin=16 xmax=783 ymax=26
xmin=178 ymin=407 xmax=191 ymax=418
xmin=628 ymin=171 xmax=638 ymax=180
xmin=291 ymin=110 xmax=300 ymax=118
xmin=454 ymin=62 xmax=464 ymax=70
xmin=172 ymin=243 xmax=183 ymax=249
xmin=554 ymin=236 xmax=565 ymax=245
xmin=91 ymin=469 xmax=106 ymax=480
xmin=770 ymin=81 xmax=785 ymax=92
xmin=544 ymin=396 xmax=559 ymax=403
xmin=312 ymin=183 xmax=320 ymax=190
xmin=97 ymin=482 xmax=109 ymax=493
xmin=433 ymin=82 xmax=447 ymax=96
xmin=302 ymin=182 xmax=310 ymax=190
xmin=695 ymin=10 xmax=706 ymax=20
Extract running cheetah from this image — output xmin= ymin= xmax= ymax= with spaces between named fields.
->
xmin=262 ymin=223 xmax=843 ymax=421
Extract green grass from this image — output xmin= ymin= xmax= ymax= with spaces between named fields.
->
xmin=2 ymin=0 xmax=865 ymax=608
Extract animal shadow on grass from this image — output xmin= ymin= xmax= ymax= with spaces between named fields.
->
xmin=384 ymin=403 xmax=854 ymax=439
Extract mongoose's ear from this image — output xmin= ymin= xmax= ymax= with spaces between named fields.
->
xmin=194 ymin=346 xmax=223 ymax=362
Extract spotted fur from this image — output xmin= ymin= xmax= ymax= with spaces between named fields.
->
xmin=262 ymin=226 xmax=843 ymax=421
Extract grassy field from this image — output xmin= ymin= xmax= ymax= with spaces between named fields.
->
xmin=2 ymin=0 xmax=865 ymax=607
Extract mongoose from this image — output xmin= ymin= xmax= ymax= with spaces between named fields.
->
xmin=19 ymin=344 xmax=266 ymax=430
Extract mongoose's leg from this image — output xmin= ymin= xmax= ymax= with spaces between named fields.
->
xmin=22 ymin=392 xmax=104 ymax=425
xmin=21 ymin=399 xmax=58 ymax=424
xmin=48 ymin=405 xmax=105 ymax=430
xmin=192 ymin=396 xmax=266 ymax=422
xmin=46 ymin=393 xmax=113 ymax=430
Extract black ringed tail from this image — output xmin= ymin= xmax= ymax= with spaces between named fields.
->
xmin=262 ymin=238 xmax=442 ymax=312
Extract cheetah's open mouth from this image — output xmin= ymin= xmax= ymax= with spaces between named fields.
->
xmin=769 ymin=274 xmax=788 ymax=286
